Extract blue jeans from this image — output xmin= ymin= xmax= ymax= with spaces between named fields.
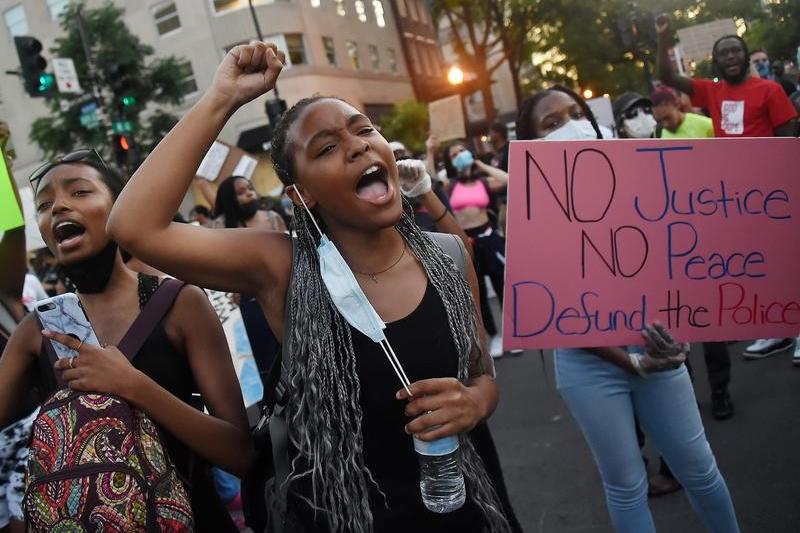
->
xmin=555 ymin=349 xmax=739 ymax=533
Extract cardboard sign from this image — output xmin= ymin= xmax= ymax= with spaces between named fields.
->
xmin=502 ymin=138 xmax=800 ymax=350
xmin=429 ymin=94 xmax=466 ymax=142
xmin=196 ymin=141 xmax=230 ymax=181
xmin=0 ymin=149 xmax=24 ymax=231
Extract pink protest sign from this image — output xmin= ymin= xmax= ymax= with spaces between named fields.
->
xmin=502 ymin=138 xmax=800 ymax=350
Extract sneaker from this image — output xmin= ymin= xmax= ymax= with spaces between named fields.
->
xmin=711 ymin=390 xmax=734 ymax=420
xmin=743 ymin=338 xmax=793 ymax=360
xmin=648 ymin=473 xmax=682 ymax=497
xmin=793 ymin=341 xmax=800 ymax=367
xmin=489 ymin=336 xmax=503 ymax=359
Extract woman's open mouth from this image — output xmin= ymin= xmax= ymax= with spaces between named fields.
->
xmin=53 ymin=220 xmax=86 ymax=250
xmin=355 ymin=164 xmax=393 ymax=204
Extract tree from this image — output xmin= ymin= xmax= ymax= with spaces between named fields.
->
xmin=380 ymin=100 xmax=429 ymax=154
xmin=432 ymin=0 xmax=507 ymax=122
xmin=746 ymin=1 xmax=800 ymax=61
xmin=488 ymin=0 xmax=540 ymax=108
xmin=29 ymin=2 xmax=188 ymax=168
xmin=526 ymin=0 xmax=782 ymax=97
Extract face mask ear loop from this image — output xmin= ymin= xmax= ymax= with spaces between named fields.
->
xmin=289 ymin=185 xmax=324 ymax=239
xmin=381 ymin=338 xmax=413 ymax=396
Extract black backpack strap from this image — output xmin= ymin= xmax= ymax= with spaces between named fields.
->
xmin=37 ymin=279 xmax=186 ymax=393
xmin=117 ymin=278 xmax=186 ymax=360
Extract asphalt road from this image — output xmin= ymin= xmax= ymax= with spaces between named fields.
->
xmin=489 ymin=342 xmax=800 ymax=533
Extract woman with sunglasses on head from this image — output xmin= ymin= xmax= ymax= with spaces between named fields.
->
xmin=0 ymin=149 xmax=253 ymax=532
xmin=516 ymin=86 xmax=739 ymax=533
xmin=109 ymin=42 xmax=510 ymax=533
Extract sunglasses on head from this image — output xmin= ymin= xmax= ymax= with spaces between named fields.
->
xmin=29 ymin=149 xmax=108 ymax=193
xmin=623 ymin=105 xmax=652 ymax=120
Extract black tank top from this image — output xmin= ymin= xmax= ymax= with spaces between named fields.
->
xmin=291 ymin=281 xmax=485 ymax=532
xmin=36 ymin=275 xmax=236 ymax=532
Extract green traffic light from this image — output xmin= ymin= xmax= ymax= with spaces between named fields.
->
xmin=121 ymin=95 xmax=136 ymax=107
xmin=37 ymin=73 xmax=55 ymax=93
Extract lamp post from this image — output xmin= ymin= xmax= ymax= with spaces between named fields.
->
xmin=447 ymin=65 xmax=464 ymax=86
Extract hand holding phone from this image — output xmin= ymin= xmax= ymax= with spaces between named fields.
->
xmin=35 ymin=293 xmax=100 ymax=359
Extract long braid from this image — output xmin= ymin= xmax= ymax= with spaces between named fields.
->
xmin=273 ymin=96 xmax=511 ymax=533
xmin=397 ymin=211 xmax=510 ymax=533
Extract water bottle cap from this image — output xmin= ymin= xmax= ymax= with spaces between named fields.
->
xmin=413 ymin=435 xmax=459 ymax=456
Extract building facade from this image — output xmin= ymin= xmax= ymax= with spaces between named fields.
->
xmin=1 ymin=0 xmax=415 ymax=181
xmin=389 ymin=0 xmax=449 ymax=102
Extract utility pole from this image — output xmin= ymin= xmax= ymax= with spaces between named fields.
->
xmin=247 ymin=0 xmax=281 ymax=99
xmin=247 ymin=0 xmax=287 ymax=133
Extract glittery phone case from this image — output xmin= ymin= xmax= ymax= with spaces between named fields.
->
xmin=34 ymin=293 xmax=100 ymax=359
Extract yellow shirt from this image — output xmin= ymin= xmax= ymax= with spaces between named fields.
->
xmin=660 ymin=112 xmax=714 ymax=139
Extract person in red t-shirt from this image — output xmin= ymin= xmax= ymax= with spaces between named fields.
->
xmin=655 ymin=15 xmax=797 ymax=138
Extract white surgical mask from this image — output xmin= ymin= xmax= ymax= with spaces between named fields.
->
xmin=288 ymin=186 xmax=413 ymax=393
xmin=623 ymin=110 xmax=657 ymax=138
xmin=543 ymin=119 xmax=598 ymax=141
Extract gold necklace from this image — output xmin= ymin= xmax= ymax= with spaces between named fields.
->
xmin=353 ymin=243 xmax=406 ymax=283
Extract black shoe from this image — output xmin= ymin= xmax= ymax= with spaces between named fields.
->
xmin=711 ymin=391 xmax=734 ymax=420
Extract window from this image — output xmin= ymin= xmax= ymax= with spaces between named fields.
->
xmin=407 ymin=42 xmax=420 ymax=74
xmin=213 ymin=0 xmax=289 ymax=13
xmin=396 ymin=0 xmax=407 ymax=18
xmin=46 ymin=0 xmax=69 ymax=20
xmin=416 ymin=0 xmax=428 ymax=24
xmin=334 ymin=0 xmax=345 ymax=16
xmin=372 ymin=1 xmax=385 ymax=27
xmin=386 ymin=47 xmax=397 ymax=73
xmin=407 ymin=0 xmax=418 ymax=20
xmin=322 ymin=36 xmax=337 ymax=66
xmin=354 ymin=1 xmax=367 ymax=22
xmin=310 ymin=0 xmax=321 ymax=6
xmin=368 ymin=44 xmax=379 ymax=71
xmin=417 ymin=40 xmax=430 ymax=75
xmin=285 ymin=34 xmax=307 ymax=65
xmin=153 ymin=2 xmax=181 ymax=36
xmin=345 ymin=41 xmax=360 ymax=70
xmin=4 ymin=5 xmax=28 ymax=36
xmin=177 ymin=60 xmax=198 ymax=95
xmin=427 ymin=46 xmax=441 ymax=75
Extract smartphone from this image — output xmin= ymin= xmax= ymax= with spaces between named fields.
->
xmin=35 ymin=293 xmax=100 ymax=359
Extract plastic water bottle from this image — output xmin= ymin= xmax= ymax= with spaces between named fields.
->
xmin=413 ymin=434 xmax=466 ymax=513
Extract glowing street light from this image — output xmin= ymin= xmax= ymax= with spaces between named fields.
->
xmin=448 ymin=65 xmax=464 ymax=85
xmin=582 ymin=89 xmax=594 ymax=99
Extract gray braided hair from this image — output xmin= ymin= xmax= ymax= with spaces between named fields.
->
xmin=274 ymin=96 xmax=511 ymax=533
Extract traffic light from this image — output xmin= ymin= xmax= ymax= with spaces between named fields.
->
xmin=112 ymin=133 xmax=135 ymax=167
xmin=265 ymin=98 xmax=287 ymax=126
xmin=108 ymin=63 xmax=139 ymax=115
xmin=14 ymin=36 xmax=53 ymax=97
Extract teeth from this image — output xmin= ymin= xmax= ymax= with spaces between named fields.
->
xmin=361 ymin=165 xmax=380 ymax=177
xmin=56 ymin=221 xmax=76 ymax=230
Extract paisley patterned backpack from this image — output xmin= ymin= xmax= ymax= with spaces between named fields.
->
xmin=24 ymin=279 xmax=194 ymax=532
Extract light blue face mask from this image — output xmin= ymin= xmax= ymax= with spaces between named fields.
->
xmin=289 ymin=187 xmax=387 ymax=343
xmin=288 ymin=186 xmax=413 ymax=394
xmin=452 ymin=149 xmax=474 ymax=173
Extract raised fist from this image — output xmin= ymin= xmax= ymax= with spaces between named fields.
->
xmin=655 ymin=14 xmax=672 ymax=41
xmin=209 ymin=41 xmax=286 ymax=110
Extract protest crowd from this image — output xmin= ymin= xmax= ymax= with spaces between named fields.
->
xmin=1 ymin=5 xmax=799 ymax=533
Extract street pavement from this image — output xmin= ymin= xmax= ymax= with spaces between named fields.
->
xmin=489 ymin=342 xmax=799 ymax=532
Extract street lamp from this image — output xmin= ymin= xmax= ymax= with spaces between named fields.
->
xmin=582 ymin=89 xmax=594 ymax=99
xmin=448 ymin=65 xmax=464 ymax=86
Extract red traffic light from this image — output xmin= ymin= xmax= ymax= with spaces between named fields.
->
xmin=119 ymin=136 xmax=130 ymax=150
